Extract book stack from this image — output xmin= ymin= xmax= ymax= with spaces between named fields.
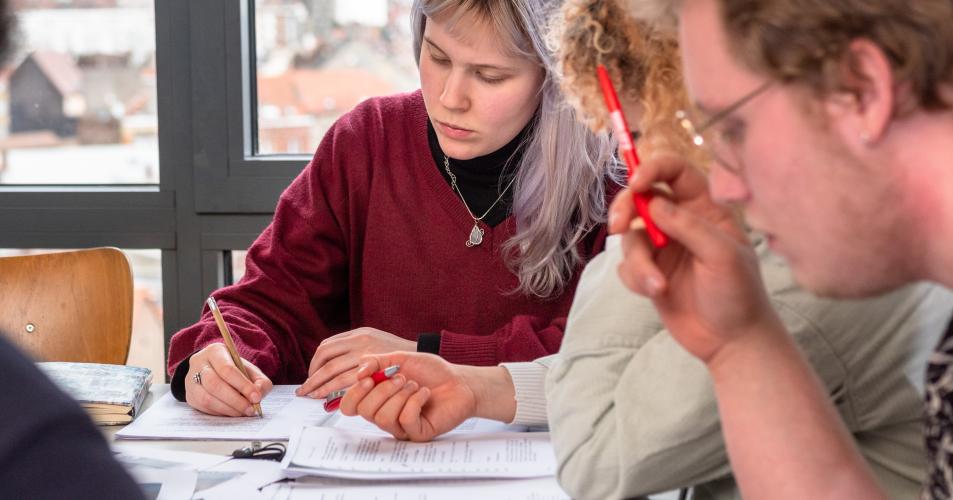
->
xmin=38 ymin=362 xmax=152 ymax=425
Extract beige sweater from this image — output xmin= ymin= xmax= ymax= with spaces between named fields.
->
xmin=541 ymin=235 xmax=953 ymax=500
xmin=500 ymin=356 xmax=553 ymax=426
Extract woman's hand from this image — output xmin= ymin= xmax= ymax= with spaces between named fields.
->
xmin=296 ymin=327 xmax=416 ymax=398
xmin=610 ymin=153 xmax=782 ymax=365
xmin=338 ymin=352 xmax=515 ymax=442
xmin=185 ymin=342 xmax=273 ymax=416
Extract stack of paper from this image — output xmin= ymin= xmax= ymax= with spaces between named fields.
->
xmin=39 ymin=362 xmax=152 ymax=425
xmin=282 ymin=426 xmax=557 ymax=480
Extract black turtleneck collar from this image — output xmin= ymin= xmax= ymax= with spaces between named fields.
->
xmin=428 ymin=116 xmax=535 ymax=227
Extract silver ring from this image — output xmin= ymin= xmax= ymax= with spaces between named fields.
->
xmin=193 ymin=371 xmax=202 ymax=386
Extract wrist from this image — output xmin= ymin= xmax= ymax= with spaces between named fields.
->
xmin=706 ymin=313 xmax=791 ymax=380
xmin=460 ymin=365 xmax=516 ymax=423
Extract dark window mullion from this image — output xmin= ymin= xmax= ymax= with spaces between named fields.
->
xmin=245 ymin=0 xmax=260 ymax=158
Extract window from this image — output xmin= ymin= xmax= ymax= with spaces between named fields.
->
xmin=2 ymin=0 xmax=158 ymax=185
xmin=254 ymin=0 xmax=419 ymax=155
xmin=0 ymin=1 xmax=419 ymax=378
xmin=231 ymin=249 xmax=248 ymax=285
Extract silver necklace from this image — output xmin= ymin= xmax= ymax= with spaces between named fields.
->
xmin=443 ymin=155 xmax=517 ymax=247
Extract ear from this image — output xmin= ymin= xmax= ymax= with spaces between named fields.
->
xmin=825 ymin=39 xmax=895 ymax=146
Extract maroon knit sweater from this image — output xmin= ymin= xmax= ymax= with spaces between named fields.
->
xmin=167 ymin=90 xmax=609 ymax=383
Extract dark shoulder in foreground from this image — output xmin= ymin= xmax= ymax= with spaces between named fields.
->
xmin=0 ymin=335 xmax=144 ymax=500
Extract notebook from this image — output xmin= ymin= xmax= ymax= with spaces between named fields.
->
xmin=38 ymin=362 xmax=152 ymax=425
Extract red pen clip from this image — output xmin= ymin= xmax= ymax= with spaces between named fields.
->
xmin=596 ymin=64 xmax=668 ymax=248
xmin=322 ymin=364 xmax=401 ymax=412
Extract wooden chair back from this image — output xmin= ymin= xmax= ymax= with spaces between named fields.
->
xmin=0 ymin=248 xmax=133 ymax=364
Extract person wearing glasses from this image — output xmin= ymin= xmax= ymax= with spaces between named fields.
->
xmin=610 ymin=0 xmax=953 ymax=498
xmin=167 ymin=0 xmax=623 ymax=417
xmin=336 ymin=2 xmax=953 ymax=498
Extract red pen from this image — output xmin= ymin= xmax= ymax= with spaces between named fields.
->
xmin=322 ymin=364 xmax=400 ymax=412
xmin=596 ymin=64 xmax=668 ymax=248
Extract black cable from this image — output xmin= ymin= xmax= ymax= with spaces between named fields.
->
xmin=231 ymin=441 xmax=286 ymax=462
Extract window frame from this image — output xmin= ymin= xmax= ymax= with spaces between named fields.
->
xmin=0 ymin=1 xmax=291 ymax=379
xmin=1 ymin=0 xmax=411 ymax=378
xmin=189 ymin=0 xmax=309 ymax=214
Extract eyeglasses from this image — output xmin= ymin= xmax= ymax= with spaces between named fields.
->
xmin=676 ymin=81 xmax=772 ymax=173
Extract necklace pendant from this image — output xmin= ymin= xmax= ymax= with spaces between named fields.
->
xmin=466 ymin=223 xmax=484 ymax=247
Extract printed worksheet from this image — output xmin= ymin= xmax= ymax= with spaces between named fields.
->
xmin=283 ymin=426 xmax=556 ymax=480
xmin=329 ymin=413 xmax=528 ymax=436
xmin=116 ymin=386 xmax=332 ymax=440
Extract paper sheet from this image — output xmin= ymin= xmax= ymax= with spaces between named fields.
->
xmin=193 ymin=459 xmax=295 ymax=500
xmin=261 ymin=476 xmax=570 ymax=500
xmin=116 ymin=386 xmax=332 ymax=440
xmin=283 ymin=426 xmax=557 ymax=480
xmin=112 ymin=443 xmax=275 ymax=493
xmin=128 ymin=466 xmax=198 ymax=500
xmin=329 ymin=413 xmax=528 ymax=436
xmin=112 ymin=444 xmax=229 ymax=470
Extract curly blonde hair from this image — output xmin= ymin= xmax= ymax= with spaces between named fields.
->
xmin=557 ymin=0 xmax=697 ymax=160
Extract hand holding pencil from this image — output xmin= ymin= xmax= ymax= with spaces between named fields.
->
xmin=182 ymin=298 xmax=273 ymax=417
xmin=207 ymin=297 xmax=264 ymax=418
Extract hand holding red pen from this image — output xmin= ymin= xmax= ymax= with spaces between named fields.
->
xmin=336 ymin=352 xmax=481 ymax=442
xmin=323 ymin=364 xmax=401 ymax=412
xmin=607 ymin=149 xmax=780 ymax=365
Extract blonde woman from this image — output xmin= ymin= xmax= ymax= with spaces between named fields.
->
xmin=166 ymin=0 xmax=621 ymax=418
